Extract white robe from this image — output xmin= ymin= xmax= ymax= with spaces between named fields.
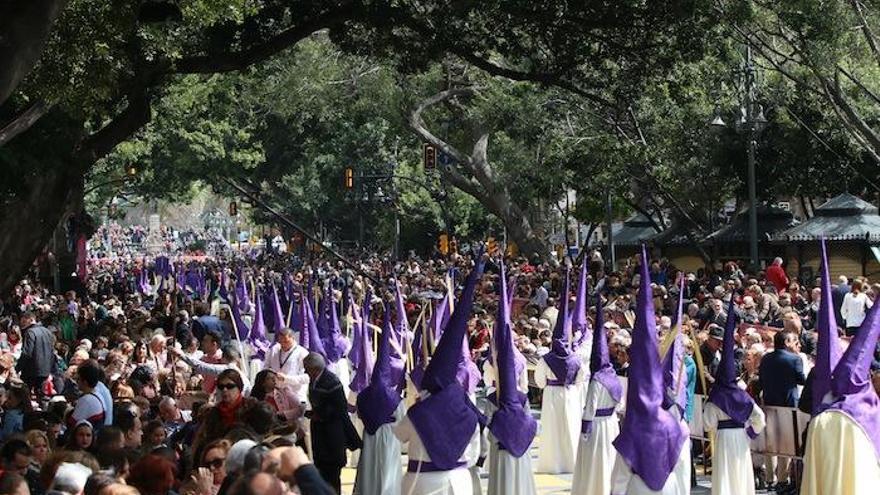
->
xmin=702 ymin=402 xmax=765 ymax=495
xmin=482 ymin=361 xmax=530 ymax=397
xmin=394 ymin=413 xmax=480 ymax=495
xmin=574 ymin=338 xmax=593 ymax=407
xmin=328 ymin=358 xmax=351 ymax=398
xmin=354 ymin=422 xmax=403 ymax=495
xmin=572 ymin=381 xmax=620 ymax=495
xmin=534 ymin=359 xmax=587 ymax=473
xmin=347 ymin=389 xmax=362 ymax=468
xmin=483 ymin=401 xmax=537 ymax=495
xmin=609 ymin=436 xmax=691 ymax=495
xmin=802 ymin=410 xmax=880 ymax=495
xmin=470 ymin=426 xmax=488 ymax=495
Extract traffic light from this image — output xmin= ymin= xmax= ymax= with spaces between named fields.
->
xmin=438 ymin=233 xmax=449 ymax=255
xmin=449 ymin=238 xmax=458 ymax=254
xmin=228 ymin=201 xmax=237 ymax=217
xmin=344 ymin=167 xmax=354 ymax=189
xmin=423 ymin=143 xmax=437 ymax=170
xmin=487 ymin=237 xmax=498 ymax=255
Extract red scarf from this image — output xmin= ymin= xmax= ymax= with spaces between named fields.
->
xmin=216 ymin=395 xmax=243 ymax=427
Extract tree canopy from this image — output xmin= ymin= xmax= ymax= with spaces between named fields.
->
xmin=3 ymin=0 xmax=880 ymax=292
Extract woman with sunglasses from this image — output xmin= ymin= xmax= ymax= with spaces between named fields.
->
xmin=180 ymin=439 xmax=230 ymax=495
xmin=192 ymin=369 xmax=257 ymax=461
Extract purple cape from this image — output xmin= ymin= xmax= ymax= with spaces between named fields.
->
xmin=613 ymin=245 xmax=687 ymax=491
xmin=407 ymin=382 xmax=486 ymax=469
xmin=707 ymin=297 xmax=755 ymax=424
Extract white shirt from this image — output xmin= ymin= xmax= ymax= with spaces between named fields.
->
xmin=841 ymin=292 xmax=873 ymax=328
xmin=264 ymin=343 xmax=310 ymax=401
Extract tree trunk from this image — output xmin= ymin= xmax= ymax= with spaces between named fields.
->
xmin=0 ymin=0 xmax=69 ymax=106
xmin=0 ymin=159 xmax=85 ymax=295
xmin=408 ymin=87 xmax=550 ymax=258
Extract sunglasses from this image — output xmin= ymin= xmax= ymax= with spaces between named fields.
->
xmin=203 ymin=457 xmax=225 ymax=469
xmin=216 ymin=383 xmax=238 ymax=391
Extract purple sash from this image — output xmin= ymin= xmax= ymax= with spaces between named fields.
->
xmin=407 ymin=460 xmax=466 ymax=472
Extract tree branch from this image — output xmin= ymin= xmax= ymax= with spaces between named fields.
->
xmin=0 ymin=99 xmax=52 ymax=146
xmin=0 ymin=0 xmax=69 ymax=106
xmin=75 ymin=86 xmax=152 ymax=165
xmin=849 ymin=0 xmax=880 ymax=67
xmin=173 ymin=5 xmax=356 ymax=74
xmin=452 ymin=51 xmax=614 ymax=109
xmin=407 ymin=87 xmax=477 ymax=166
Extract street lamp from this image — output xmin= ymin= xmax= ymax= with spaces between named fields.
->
xmin=711 ymin=45 xmax=768 ymax=271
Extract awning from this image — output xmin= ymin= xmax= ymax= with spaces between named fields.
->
xmin=870 ymin=246 xmax=880 ymax=265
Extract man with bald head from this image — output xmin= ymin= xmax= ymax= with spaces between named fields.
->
xmin=264 ymin=327 xmax=311 ymax=408
xmin=305 ymin=353 xmax=361 ymax=493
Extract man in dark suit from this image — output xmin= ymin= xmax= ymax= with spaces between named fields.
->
xmin=16 ymin=312 xmax=56 ymax=400
xmin=190 ymin=301 xmax=228 ymax=340
xmin=304 ymin=352 xmax=360 ymax=493
xmin=758 ymin=330 xmax=806 ymax=407
xmin=757 ymin=329 xmax=806 ymax=491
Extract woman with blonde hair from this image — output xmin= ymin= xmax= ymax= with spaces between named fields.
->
xmin=25 ymin=429 xmax=51 ymax=483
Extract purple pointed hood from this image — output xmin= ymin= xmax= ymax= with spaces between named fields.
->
xmin=420 ymin=258 xmax=485 ymax=393
xmin=707 ymin=297 xmax=755 ymax=424
xmin=155 ymin=256 xmax=171 ymax=278
xmin=230 ymin=291 xmax=251 ymax=341
xmin=572 ymin=259 xmax=591 ymax=349
xmin=409 ymin=312 xmax=429 ymax=390
xmin=349 ymin=293 xmax=374 ymax=394
xmin=323 ymin=287 xmax=350 ymax=363
xmin=590 ymin=295 xmax=623 ymax=403
xmin=236 ymin=274 xmax=251 ymax=313
xmin=249 ymin=288 xmax=270 ymax=359
xmin=613 ymin=246 xmax=687 ymax=491
xmin=317 ymin=283 xmax=330 ymax=338
xmin=218 ymin=268 xmax=229 ymax=301
xmin=271 ymin=284 xmax=286 ymax=333
xmin=542 ymin=269 xmax=581 ymax=385
xmin=488 ymin=259 xmax=537 ymax=457
xmin=407 ymin=257 xmax=487 ymax=470
xmin=826 ymin=288 xmax=880 ymax=460
xmin=431 ymin=293 xmax=451 ymax=348
xmin=813 ymin=238 xmax=843 ymax=415
xmin=356 ymin=303 xmax=402 ymax=434
xmin=301 ymin=290 xmax=327 ymax=358
xmin=662 ymin=276 xmax=687 ymax=413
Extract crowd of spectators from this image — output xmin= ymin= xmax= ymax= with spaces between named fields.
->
xmin=0 ymin=244 xmax=879 ymax=494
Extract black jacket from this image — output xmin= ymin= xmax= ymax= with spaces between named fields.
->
xmin=758 ymin=349 xmax=806 ymax=407
xmin=293 ymin=464 xmax=337 ymax=495
xmin=16 ymin=324 xmax=56 ymax=381
xmin=307 ymin=369 xmax=361 ymax=467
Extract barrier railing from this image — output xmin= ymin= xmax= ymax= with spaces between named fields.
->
xmin=688 ymin=394 xmax=810 ymax=458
